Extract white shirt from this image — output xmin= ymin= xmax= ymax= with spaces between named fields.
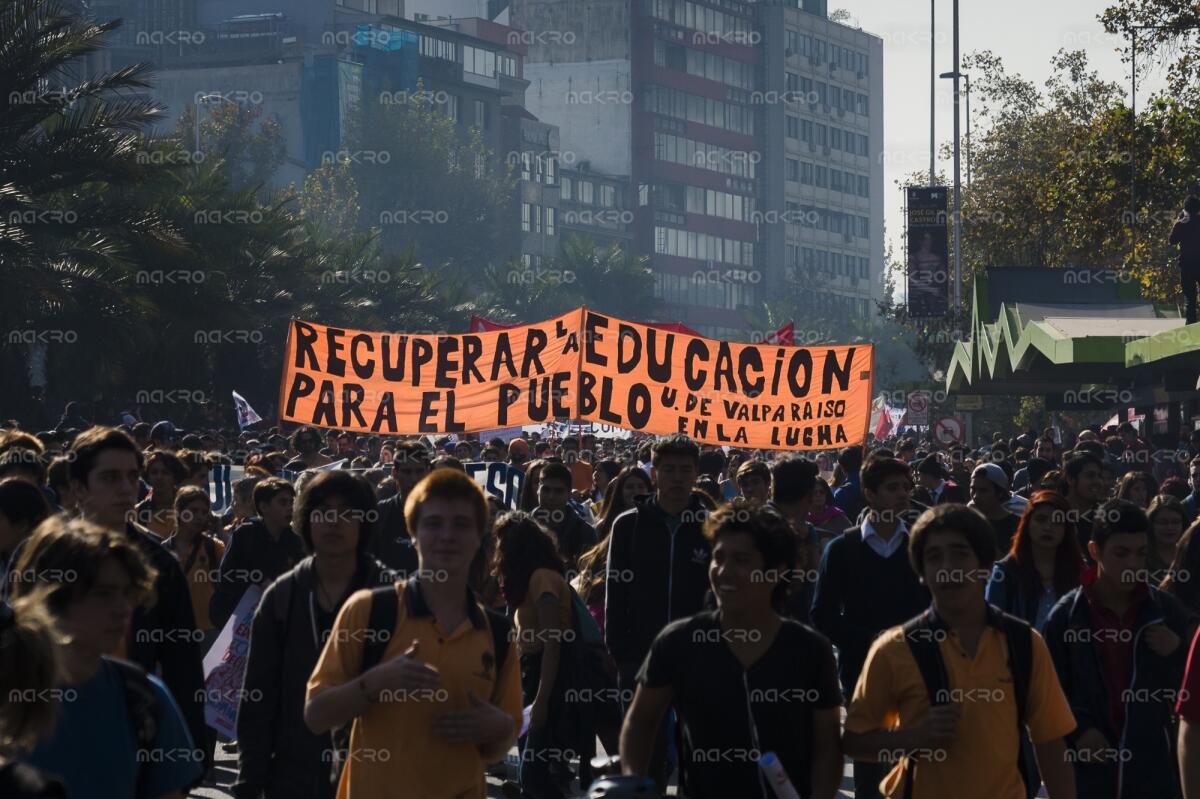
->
xmin=861 ymin=518 xmax=909 ymax=558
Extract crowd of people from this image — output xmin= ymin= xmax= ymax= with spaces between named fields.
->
xmin=2 ymin=408 xmax=1200 ymax=799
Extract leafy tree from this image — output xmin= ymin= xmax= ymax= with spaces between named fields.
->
xmin=344 ymin=85 xmax=515 ymax=281
xmin=174 ymin=101 xmax=286 ymax=193
xmin=1102 ymin=0 xmax=1200 ymax=98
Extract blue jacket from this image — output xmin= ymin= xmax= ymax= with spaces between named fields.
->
xmin=985 ymin=555 xmax=1062 ymax=631
xmin=1043 ymin=584 xmax=1192 ymax=799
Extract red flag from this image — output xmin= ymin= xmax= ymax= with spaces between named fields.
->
xmin=470 ymin=314 xmax=702 ymax=336
xmin=763 ymin=322 xmax=795 ymax=346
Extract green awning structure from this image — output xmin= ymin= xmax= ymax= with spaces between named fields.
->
xmin=944 ymin=268 xmax=1200 ymax=406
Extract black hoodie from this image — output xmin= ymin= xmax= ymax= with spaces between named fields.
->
xmin=604 ymin=492 xmax=714 ymax=687
xmin=234 ymin=554 xmax=390 ymax=799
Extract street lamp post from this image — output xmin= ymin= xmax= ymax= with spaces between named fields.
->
xmin=929 ymin=0 xmax=936 ymax=187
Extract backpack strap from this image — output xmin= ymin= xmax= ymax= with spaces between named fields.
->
xmin=108 ymin=658 xmax=160 ymax=799
xmin=997 ymin=610 xmax=1034 ymax=796
xmin=901 ymin=610 xmax=950 ymax=799
xmin=484 ymin=607 xmax=512 ymax=680
xmin=361 ymin=584 xmax=399 ymax=673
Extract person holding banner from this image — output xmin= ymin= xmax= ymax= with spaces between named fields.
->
xmin=235 ymin=471 xmax=390 ymax=799
xmin=304 ymin=469 xmax=521 ymax=798
xmin=10 ymin=516 xmax=204 ymax=799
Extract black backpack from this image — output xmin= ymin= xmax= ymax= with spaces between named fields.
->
xmin=900 ymin=607 xmax=1034 ymax=799
xmin=107 ymin=658 xmax=161 ymax=799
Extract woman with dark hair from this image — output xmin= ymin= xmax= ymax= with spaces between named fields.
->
xmin=0 ymin=477 xmax=52 ymax=590
xmin=985 ymin=490 xmax=1085 ymax=630
xmin=1116 ymin=470 xmax=1159 ymax=509
xmin=573 ymin=467 xmax=654 ymax=633
xmin=492 ymin=511 xmax=573 ymax=799
xmin=1147 ymin=495 xmax=1189 ymax=580
xmin=806 ymin=476 xmax=852 ymax=541
xmin=234 ymin=470 xmax=389 ymax=799
xmin=593 ymin=466 xmax=652 ymax=542
xmin=1161 ymin=520 xmax=1200 ymax=614
xmin=519 ymin=459 xmax=547 ymax=512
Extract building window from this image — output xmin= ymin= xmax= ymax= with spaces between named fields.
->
xmin=786 ymin=158 xmax=799 ymax=182
xmin=578 ymin=180 xmax=594 ymax=204
xmin=463 ymin=45 xmax=496 ymax=78
xmin=561 ymin=176 xmax=572 ymax=200
xmin=831 ymin=128 xmax=842 ymax=150
xmin=532 ymin=204 xmax=542 ymax=233
xmin=815 ymin=165 xmax=827 ymax=188
xmin=545 ymin=156 xmax=557 ymax=185
xmin=801 ymin=119 xmax=813 ymax=144
xmin=521 ymin=152 xmax=531 ymax=181
xmin=786 ymin=116 xmax=799 ymax=139
xmin=474 ymin=99 xmax=487 ymax=130
xmin=599 ymin=185 xmax=615 ymax=208
xmin=857 ymin=93 xmax=868 ymax=116
xmin=420 ymin=34 xmax=456 ymax=62
xmin=521 ymin=203 xmax=531 ymax=232
xmin=816 ymin=124 xmax=827 ymax=147
xmin=442 ymin=93 xmax=458 ymax=122
xmin=801 ymin=161 xmax=813 ymax=185
xmin=498 ymin=53 xmax=518 ymax=77
xmin=545 ymin=207 xmax=556 ymax=236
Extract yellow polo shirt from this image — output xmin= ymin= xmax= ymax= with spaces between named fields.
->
xmin=307 ymin=579 xmax=522 ymax=799
xmin=845 ymin=618 xmax=1075 ymax=799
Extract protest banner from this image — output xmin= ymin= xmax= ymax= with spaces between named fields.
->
xmin=279 ymin=309 xmax=874 ymax=451
xmin=280 ymin=310 xmax=583 ymax=435
xmin=464 ymin=461 xmax=525 ymax=508
xmin=202 ymin=584 xmax=262 ymax=737
xmin=577 ymin=311 xmax=873 ymax=450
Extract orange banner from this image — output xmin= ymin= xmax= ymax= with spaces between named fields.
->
xmin=278 ymin=310 xmax=874 ymax=450
xmin=577 ymin=311 xmax=873 ymax=450
xmin=279 ymin=311 xmax=583 ymax=435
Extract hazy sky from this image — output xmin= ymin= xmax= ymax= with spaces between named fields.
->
xmin=835 ymin=0 xmax=1169 ymax=264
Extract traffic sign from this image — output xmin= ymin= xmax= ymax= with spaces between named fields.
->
xmin=956 ymin=394 xmax=983 ymax=411
xmin=933 ymin=416 xmax=964 ymax=445
xmin=907 ymin=392 xmax=931 ymax=426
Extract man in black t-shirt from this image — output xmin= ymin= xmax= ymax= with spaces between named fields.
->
xmin=620 ymin=501 xmax=843 ymax=799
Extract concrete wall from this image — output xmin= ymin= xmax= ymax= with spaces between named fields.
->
xmin=150 ymin=60 xmax=309 ymax=190
xmin=509 ymin=0 xmax=629 ymax=63
xmin=521 ymin=60 xmax=631 ymax=176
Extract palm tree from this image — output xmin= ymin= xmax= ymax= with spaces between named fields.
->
xmin=0 ymin=0 xmax=173 ymax=417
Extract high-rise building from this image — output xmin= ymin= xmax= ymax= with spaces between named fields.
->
xmin=510 ymin=0 xmax=883 ymax=338
xmin=759 ymin=3 xmax=884 ymax=325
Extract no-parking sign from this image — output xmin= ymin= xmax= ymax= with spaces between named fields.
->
xmin=933 ymin=416 xmax=964 ymax=445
